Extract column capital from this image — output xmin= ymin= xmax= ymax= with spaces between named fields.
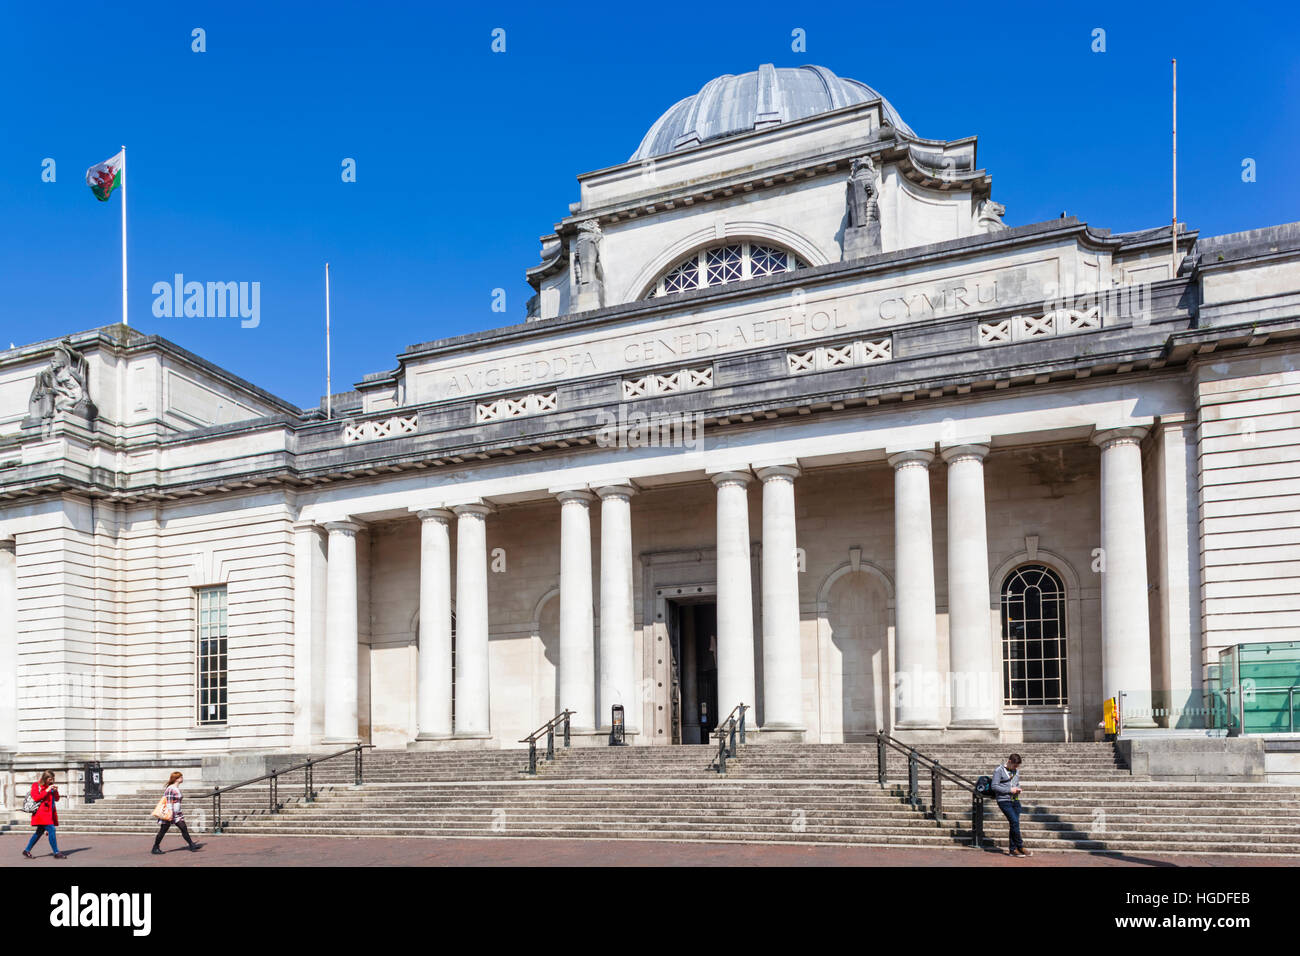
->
xmin=291 ymin=519 xmax=323 ymax=534
xmin=755 ymin=463 xmax=801 ymax=482
xmin=0 ymin=533 xmax=14 ymax=551
xmin=553 ymin=488 xmax=597 ymax=504
xmin=939 ymin=443 xmax=990 ymax=465
xmin=323 ymin=520 xmax=363 ymax=537
xmin=594 ymin=482 xmax=638 ymax=500
xmin=416 ymin=508 xmax=454 ymax=524
xmin=1092 ymin=426 xmax=1148 ymax=450
xmin=450 ymin=501 xmax=495 ymax=517
xmin=710 ymin=469 xmax=754 ymax=488
xmin=886 ymin=448 xmax=935 ymax=470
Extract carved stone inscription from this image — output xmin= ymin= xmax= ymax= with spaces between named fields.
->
xmin=419 ymin=259 xmax=1058 ymax=402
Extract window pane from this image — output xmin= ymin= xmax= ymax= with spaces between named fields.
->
xmin=1001 ymin=565 xmax=1068 ymax=706
xmin=196 ymin=585 xmax=229 ymax=725
xmin=647 ymin=243 xmax=805 ymax=298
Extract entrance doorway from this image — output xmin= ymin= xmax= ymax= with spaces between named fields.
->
xmin=667 ymin=600 xmax=718 ymax=745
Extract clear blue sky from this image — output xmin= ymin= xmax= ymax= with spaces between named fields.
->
xmin=2 ymin=1 xmax=1297 ymax=409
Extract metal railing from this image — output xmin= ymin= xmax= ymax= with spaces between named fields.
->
xmin=712 ymin=703 xmax=749 ymax=774
xmin=520 ymin=709 xmax=575 ymax=774
xmin=201 ymin=743 xmax=374 ymax=834
xmin=876 ymin=730 xmax=985 ymax=848
xmin=1225 ymin=685 xmax=1299 ymax=735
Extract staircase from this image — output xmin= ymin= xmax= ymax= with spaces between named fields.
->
xmin=43 ymin=743 xmax=1300 ymax=855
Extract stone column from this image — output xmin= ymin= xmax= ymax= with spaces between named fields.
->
xmin=1093 ymin=427 xmax=1155 ymax=725
xmin=453 ymin=502 xmax=493 ymax=738
xmin=0 ymin=535 xmax=17 ymax=752
xmin=888 ymin=450 xmax=942 ymax=730
xmin=415 ymin=509 xmax=454 ymax=741
xmin=323 ymin=521 xmax=362 ymax=743
xmin=292 ymin=522 xmax=327 ymax=748
xmin=940 ymin=444 xmax=998 ymax=728
xmin=556 ymin=490 xmax=597 ymax=734
xmin=712 ymin=471 xmax=757 ymax=729
xmin=595 ymin=484 xmax=637 ymax=735
xmin=756 ymin=465 xmax=804 ymax=738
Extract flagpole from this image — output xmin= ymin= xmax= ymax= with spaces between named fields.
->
xmin=121 ymin=145 xmax=128 ymax=327
xmin=1171 ymin=60 xmax=1178 ymax=277
xmin=325 ymin=262 xmax=332 ymax=419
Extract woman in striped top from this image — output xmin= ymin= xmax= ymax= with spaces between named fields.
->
xmin=151 ymin=771 xmax=202 ymax=855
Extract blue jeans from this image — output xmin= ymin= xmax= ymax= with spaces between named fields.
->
xmin=25 ymin=825 xmax=60 ymax=855
xmin=998 ymin=800 xmax=1023 ymax=850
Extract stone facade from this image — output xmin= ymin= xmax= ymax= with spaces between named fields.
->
xmin=2 ymin=66 xmax=1299 ymax=794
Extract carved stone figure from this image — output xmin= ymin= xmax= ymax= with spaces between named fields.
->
xmin=846 ymin=157 xmax=879 ymax=229
xmin=27 ymin=339 xmax=98 ymax=423
xmin=574 ymin=220 xmax=603 ymax=287
xmin=976 ymin=199 xmax=1008 ymax=234
xmin=843 ymin=156 xmax=883 ymax=260
xmin=573 ymin=219 xmax=604 ymax=310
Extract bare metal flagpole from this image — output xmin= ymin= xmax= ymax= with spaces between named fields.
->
xmin=1171 ymin=59 xmax=1178 ymax=276
xmin=325 ymin=262 xmax=332 ymax=419
xmin=121 ymin=145 xmax=128 ymax=327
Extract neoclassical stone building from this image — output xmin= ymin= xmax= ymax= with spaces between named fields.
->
xmin=2 ymin=65 xmax=1298 ymax=779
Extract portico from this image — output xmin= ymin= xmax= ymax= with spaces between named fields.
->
xmin=287 ymin=404 xmax=1167 ymax=749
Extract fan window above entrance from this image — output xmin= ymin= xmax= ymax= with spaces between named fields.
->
xmin=645 ymin=242 xmax=807 ymax=299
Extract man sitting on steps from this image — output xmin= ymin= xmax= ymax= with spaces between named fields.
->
xmin=991 ymin=754 xmax=1031 ymax=858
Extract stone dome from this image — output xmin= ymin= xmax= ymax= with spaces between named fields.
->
xmin=630 ymin=64 xmax=913 ymax=162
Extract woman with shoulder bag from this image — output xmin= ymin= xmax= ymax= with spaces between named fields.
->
xmin=22 ymin=770 xmax=67 ymax=859
xmin=151 ymin=771 xmax=202 ymax=855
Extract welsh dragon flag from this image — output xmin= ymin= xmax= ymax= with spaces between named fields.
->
xmin=86 ymin=150 xmax=124 ymax=201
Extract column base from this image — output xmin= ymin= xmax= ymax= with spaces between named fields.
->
xmin=942 ymin=720 xmax=1001 ymax=742
xmin=750 ymin=724 xmax=803 ymax=744
xmin=436 ymin=733 xmax=495 ymax=750
xmin=320 ymin=736 xmax=362 ymax=747
xmin=406 ymin=734 xmax=455 ymax=751
xmin=892 ymin=720 xmax=946 ymax=744
xmin=564 ymin=729 xmax=616 ymax=748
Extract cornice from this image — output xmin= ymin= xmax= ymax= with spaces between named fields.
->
xmin=10 ymin=291 xmax=1295 ymax=509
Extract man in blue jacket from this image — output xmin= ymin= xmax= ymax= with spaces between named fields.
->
xmin=991 ymin=754 xmax=1030 ymax=857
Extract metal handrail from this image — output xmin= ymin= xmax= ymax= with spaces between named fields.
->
xmin=714 ymin=702 xmax=749 ymax=741
xmin=1221 ymin=684 xmax=1299 ymax=734
xmin=711 ymin=702 xmax=749 ymax=774
xmin=202 ymin=743 xmax=374 ymax=834
xmin=875 ymin=730 xmax=985 ymax=848
xmin=520 ymin=709 xmax=575 ymax=774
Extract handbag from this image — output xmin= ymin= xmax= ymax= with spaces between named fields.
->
xmin=152 ymin=795 xmax=173 ymax=822
xmin=22 ymin=792 xmax=40 ymax=815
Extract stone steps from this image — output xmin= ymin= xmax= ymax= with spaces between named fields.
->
xmin=42 ymin=744 xmax=1300 ymax=856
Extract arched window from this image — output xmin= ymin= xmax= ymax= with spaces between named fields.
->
xmin=1000 ymin=564 xmax=1067 ymax=706
xmin=645 ymin=241 xmax=807 ymax=299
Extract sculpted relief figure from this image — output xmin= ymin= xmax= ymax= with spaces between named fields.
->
xmin=976 ymin=199 xmax=1008 ymax=233
xmin=843 ymin=156 xmax=883 ymax=260
xmin=573 ymin=219 xmax=604 ymax=310
xmin=846 ymin=156 xmax=880 ymax=229
xmin=27 ymin=339 xmax=98 ymax=423
xmin=573 ymin=220 xmax=603 ymax=288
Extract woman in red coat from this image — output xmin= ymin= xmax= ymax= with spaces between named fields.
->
xmin=23 ymin=770 xmax=66 ymax=859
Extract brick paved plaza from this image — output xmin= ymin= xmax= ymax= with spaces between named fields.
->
xmin=2 ymin=833 xmax=1288 ymax=868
